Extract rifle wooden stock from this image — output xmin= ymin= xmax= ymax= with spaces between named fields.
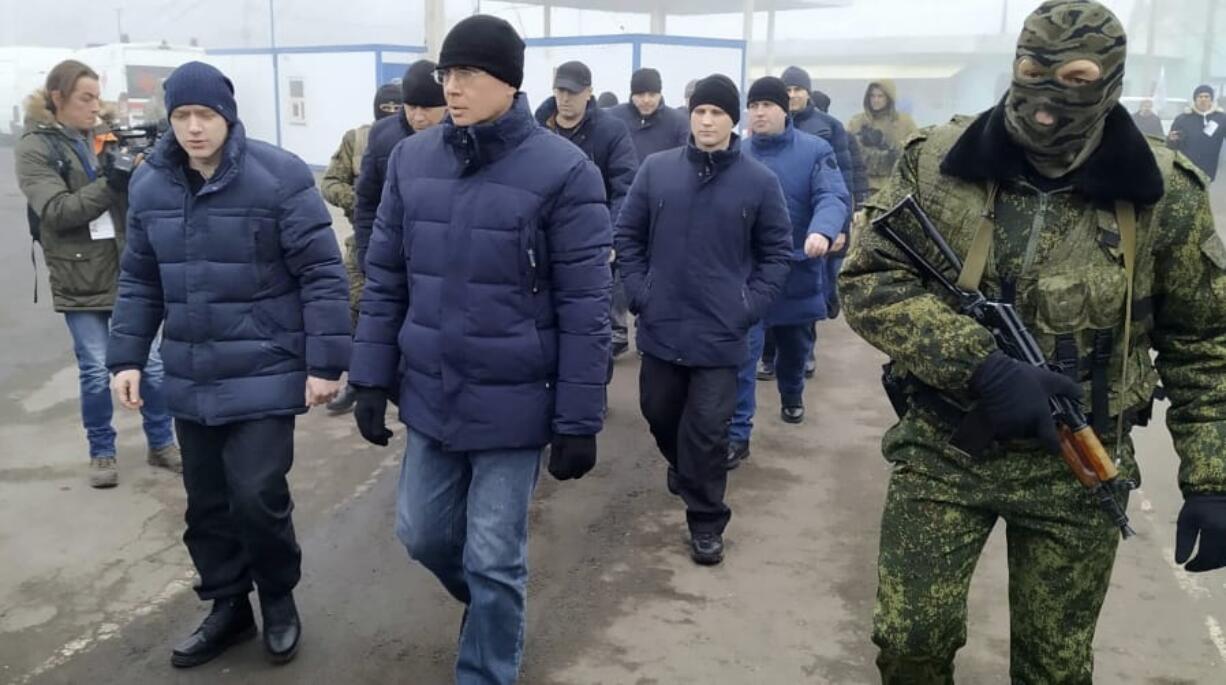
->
xmin=1058 ymin=425 xmax=1119 ymax=488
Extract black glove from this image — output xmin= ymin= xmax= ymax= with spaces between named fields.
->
xmin=968 ymin=351 xmax=1083 ymax=454
xmin=101 ymin=154 xmax=133 ymax=193
xmin=548 ymin=434 xmax=597 ymax=481
xmin=1175 ymin=495 xmax=1226 ymax=573
xmin=353 ymin=386 xmax=393 ymax=446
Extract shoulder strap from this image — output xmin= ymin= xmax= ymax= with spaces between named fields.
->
xmin=1113 ymin=200 xmax=1137 ymax=453
xmin=41 ymin=134 xmax=74 ymax=185
xmin=955 ymin=181 xmax=999 ymax=290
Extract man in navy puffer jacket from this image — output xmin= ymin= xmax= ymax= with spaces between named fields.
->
xmin=348 ymin=16 xmax=612 ymax=685
xmin=727 ymin=77 xmax=850 ymax=470
xmin=616 ymin=74 xmax=792 ymax=567
xmin=107 ymin=61 xmax=350 ymax=668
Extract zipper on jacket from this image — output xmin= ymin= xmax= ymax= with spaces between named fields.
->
xmin=527 ymin=248 xmax=539 ymax=293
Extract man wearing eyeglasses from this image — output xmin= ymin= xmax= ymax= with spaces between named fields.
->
xmin=349 ymin=15 xmax=612 ymax=685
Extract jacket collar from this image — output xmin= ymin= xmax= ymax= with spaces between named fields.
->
xmin=444 ymin=94 xmax=537 ymax=175
xmin=147 ymin=120 xmax=248 ymax=195
xmin=685 ymin=133 xmax=742 ymax=184
xmin=749 ymin=120 xmax=795 ymax=153
xmin=534 ymin=96 xmax=598 ymax=135
xmin=627 ymin=99 xmax=670 ymax=125
xmin=940 ymin=99 xmax=1165 ymax=206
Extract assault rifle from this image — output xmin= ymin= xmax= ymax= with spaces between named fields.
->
xmin=871 ymin=195 xmax=1136 ymax=539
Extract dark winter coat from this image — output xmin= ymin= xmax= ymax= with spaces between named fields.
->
xmin=107 ymin=122 xmax=351 ymax=425
xmin=745 ymin=122 xmax=851 ymax=325
xmin=535 ymin=96 xmax=638 ymax=223
xmin=349 ymin=96 xmax=613 ymax=452
xmin=608 ymin=100 xmax=689 ymax=161
xmin=615 ymin=136 xmax=793 ymax=367
xmin=353 ymin=113 xmax=414 ymax=271
xmin=1169 ymin=107 xmax=1226 ymax=181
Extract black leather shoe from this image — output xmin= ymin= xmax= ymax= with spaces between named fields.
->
xmin=171 ymin=596 xmax=257 ymax=668
xmin=260 ymin=593 xmax=301 ymax=664
xmin=666 ymin=466 xmax=680 ymax=496
xmin=611 ymin=341 xmax=630 ymax=359
xmin=690 ymin=533 xmax=724 ymax=566
xmin=726 ymin=441 xmax=750 ymax=471
xmin=804 ymin=356 xmax=816 ymax=379
xmin=756 ymin=360 xmax=776 ymax=381
xmin=781 ymin=406 xmax=805 ymax=424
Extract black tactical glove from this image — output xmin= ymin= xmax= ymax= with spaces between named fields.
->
xmin=102 ymin=162 xmax=132 ymax=193
xmin=353 ymin=386 xmax=393 ymax=446
xmin=548 ymin=434 xmax=597 ymax=481
xmin=1175 ymin=495 xmax=1226 ymax=573
xmin=968 ymin=351 xmax=1083 ymax=454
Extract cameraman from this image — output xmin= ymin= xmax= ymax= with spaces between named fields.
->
xmin=15 ymin=59 xmax=179 ymax=489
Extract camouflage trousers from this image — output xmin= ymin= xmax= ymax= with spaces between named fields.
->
xmin=873 ymin=407 xmax=1134 ymax=684
xmin=343 ymin=234 xmax=365 ymax=329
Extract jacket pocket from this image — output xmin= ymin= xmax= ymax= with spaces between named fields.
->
xmin=44 ymin=241 xmax=116 ymax=300
xmin=251 ymin=306 xmax=304 ymax=358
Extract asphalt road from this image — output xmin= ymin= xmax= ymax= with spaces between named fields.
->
xmin=1 ymin=143 xmax=1224 ymax=684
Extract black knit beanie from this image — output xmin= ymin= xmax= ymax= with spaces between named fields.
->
xmin=630 ymin=68 xmax=663 ymax=95
xmin=438 ymin=15 xmax=525 ymax=89
xmin=1194 ymin=84 xmax=1215 ymax=100
xmin=689 ymin=74 xmax=740 ymax=125
xmin=747 ymin=76 xmax=790 ymax=114
xmin=402 ymin=60 xmax=445 ymax=107
xmin=780 ymin=66 xmax=812 ymax=93
xmin=163 ymin=61 xmax=238 ymax=124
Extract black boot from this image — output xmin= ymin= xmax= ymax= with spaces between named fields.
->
xmin=171 ymin=595 xmax=257 ymax=668
xmin=260 ymin=592 xmax=301 ymax=664
xmin=726 ymin=441 xmax=750 ymax=471
xmin=781 ymin=405 xmax=805 ymax=424
xmin=690 ymin=532 xmax=724 ymax=566
xmin=666 ymin=466 xmax=681 ymax=496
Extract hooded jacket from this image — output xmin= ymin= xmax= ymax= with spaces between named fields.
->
xmin=847 ymin=80 xmax=918 ymax=193
xmin=15 ymin=89 xmax=126 ymax=311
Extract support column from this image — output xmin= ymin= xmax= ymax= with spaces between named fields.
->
xmin=425 ymin=0 xmax=446 ymax=59
xmin=544 ymin=3 xmax=552 ymax=38
xmin=765 ymin=9 xmax=776 ymax=76
xmin=742 ymin=0 xmax=755 ymax=98
xmin=651 ymin=9 xmax=667 ymax=35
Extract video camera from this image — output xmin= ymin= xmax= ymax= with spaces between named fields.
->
xmin=105 ymin=123 xmax=161 ymax=174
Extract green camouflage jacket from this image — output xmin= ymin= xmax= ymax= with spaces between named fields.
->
xmin=841 ymin=103 xmax=1226 ymax=496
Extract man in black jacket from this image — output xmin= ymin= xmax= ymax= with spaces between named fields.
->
xmin=616 ymin=74 xmax=792 ymax=567
xmin=609 ymin=67 xmax=689 ymax=161
xmin=535 ymin=60 xmax=638 ymax=359
xmin=352 ymin=60 xmax=446 ymax=272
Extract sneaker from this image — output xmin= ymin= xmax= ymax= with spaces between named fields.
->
xmin=90 ymin=457 xmax=119 ymax=489
xmin=756 ymin=360 xmax=776 ymax=382
xmin=690 ymin=532 xmax=724 ymax=566
xmin=326 ymin=384 xmax=357 ymax=415
xmin=148 ymin=444 xmax=183 ymax=474
xmin=726 ymin=441 xmax=750 ymax=470
xmin=611 ymin=341 xmax=630 ymax=359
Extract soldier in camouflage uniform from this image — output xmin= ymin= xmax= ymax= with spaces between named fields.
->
xmin=840 ymin=2 xmax=1226 ymax=682
xmin=319 ymin=83 xmax=402 ymax=413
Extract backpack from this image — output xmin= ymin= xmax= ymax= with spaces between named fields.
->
xmin=26 ymin=134 xmax=73 ymax=243
xmin=26 ymin=134 xmax=74 ymax=302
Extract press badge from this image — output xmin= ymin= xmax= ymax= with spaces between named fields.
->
xmin=90 ymin=212 xmax=116 ymax=240
xmin=1205 ymin=120 xmax=1220 ymax=137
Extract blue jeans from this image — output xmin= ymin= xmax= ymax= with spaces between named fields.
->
xmin=64 ymin=311 xmax=174 ymax=458
xmin=729 ymin=322 xmax=816 ymax=444
xmin=396 ymin=429 xmax=543 ymax=685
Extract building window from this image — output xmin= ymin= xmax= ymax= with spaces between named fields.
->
xmin=288 ymin=78 xmax=306 ymax=125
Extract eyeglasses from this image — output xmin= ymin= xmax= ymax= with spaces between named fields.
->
xmin=432 ymin=67 xmax=484 ymax=86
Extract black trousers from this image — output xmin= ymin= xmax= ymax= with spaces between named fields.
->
xmin=639 ymin=354 xmax=737 ymax=535
xmin=176 ymin=416 xmax=301 ymax=601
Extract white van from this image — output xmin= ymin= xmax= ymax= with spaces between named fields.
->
xmin=72 ymin=42 xmax=207 ymax=126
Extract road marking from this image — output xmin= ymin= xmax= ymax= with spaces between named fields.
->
xmin=12 ymin=449 xmax=401 ymax=685
xmin=1206 ymin=615 xmax=1226 ymax=664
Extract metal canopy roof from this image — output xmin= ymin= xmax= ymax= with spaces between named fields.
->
xmin=512 ymin=0 xmax=851 ymax=16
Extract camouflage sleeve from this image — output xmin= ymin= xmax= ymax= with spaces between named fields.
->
xmin=320 ymin=129 xmax=357 ymax=214
xmin=1151 ymin=163 xmax=1226 ymax=496
xmin=839 ymin=138 xmax=996 ymax=392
